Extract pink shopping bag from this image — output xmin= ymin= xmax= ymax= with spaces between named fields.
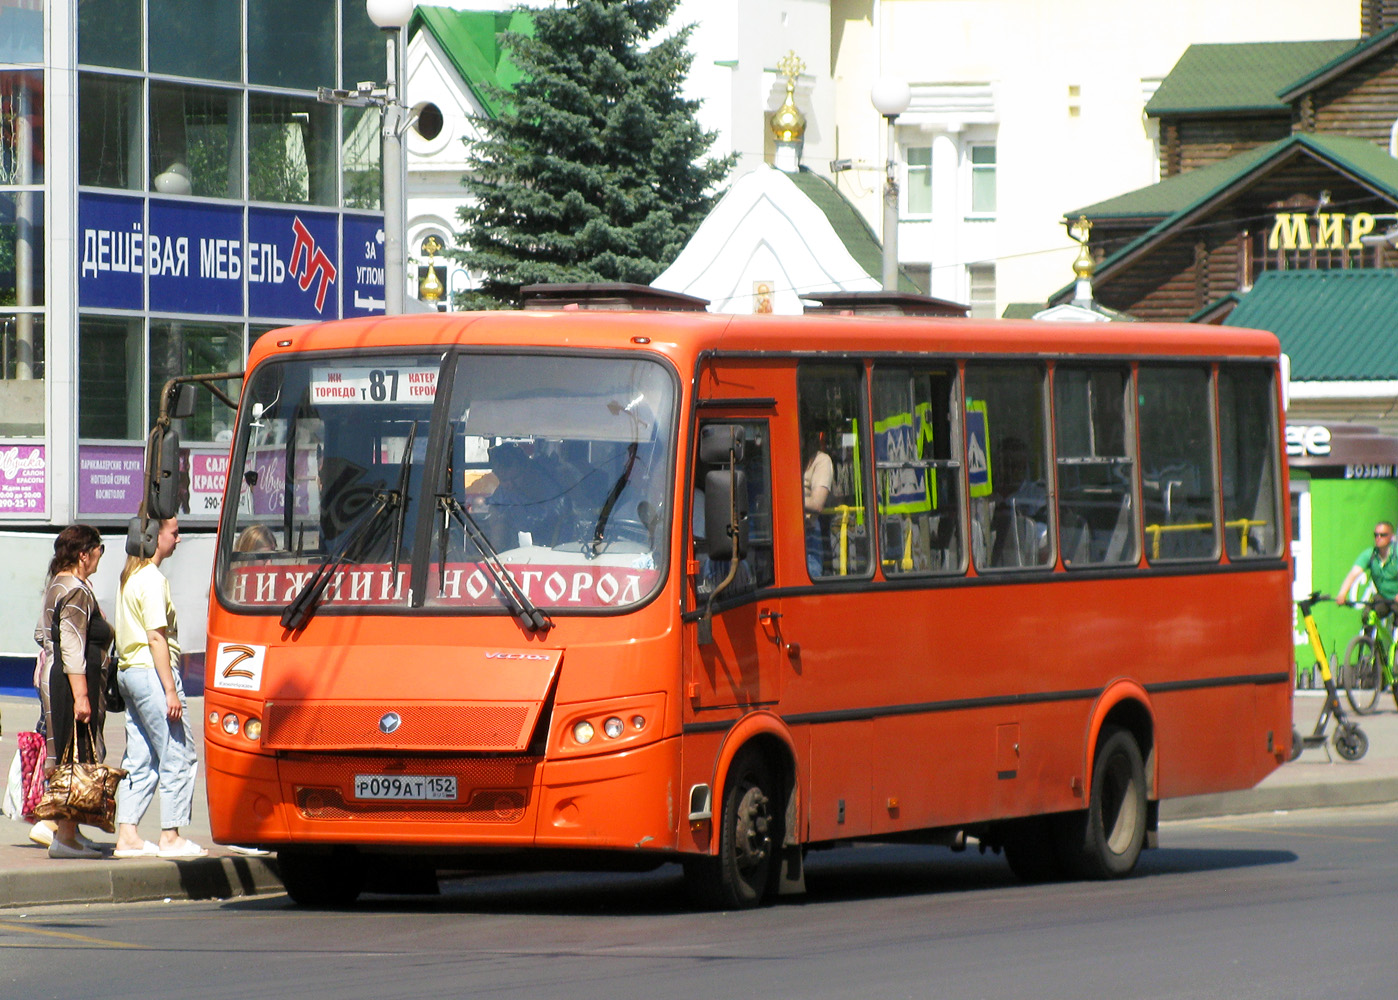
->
xmin=17 ymin=731 xmax=46 ymax=819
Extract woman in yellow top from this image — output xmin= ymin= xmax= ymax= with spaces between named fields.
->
xmin=111 ymin=517 xmax=206 ymax=859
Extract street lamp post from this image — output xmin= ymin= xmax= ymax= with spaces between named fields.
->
xmin=871 ymin=78 xmax=911 ymax=292
xmin=366 ymin=0 xmax=414 ymax=315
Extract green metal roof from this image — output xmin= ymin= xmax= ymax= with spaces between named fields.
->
xmin=1145 ymin=39 xmax=1355 ymax=115
xmin=412 ymin=6 xmax=531 ymax=119
xmin=787 ymin=169 xmax=920 ymax=294
xmin=1057 ymin=133 xmax=1398 ymax=306
xmin=1070 ymin=140 xmax=1283 ymax=220
xmin=1280 ymin=22 xmax=1398 ymax=101
xmin=1223 ymin=270 xmax=1398 ymax=380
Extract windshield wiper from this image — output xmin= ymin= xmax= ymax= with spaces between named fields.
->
xmin=388 ymin=420 xmax=418 ymax=582
xmin=436 ymin=494 xmax=552 ymax=633
xmin=280 ymin=487 xmax=399 ymax=631
xmin=587 ymin=441 xmax=638 ymax=558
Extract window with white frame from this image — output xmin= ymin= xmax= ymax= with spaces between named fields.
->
xmin=968 ymin=262 xmax=996 ymax=318
xmin=906 ymin=146 xmax=932 ymax=216
xmin=969 ymin=144 xmax=996 ymax=215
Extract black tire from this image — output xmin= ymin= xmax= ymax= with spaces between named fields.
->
xmin=1341 ymin=635 xmax=1383 ymax=715
xmin=1002 ymin=817 xmax=1067 ymax=883
xmin=277 ymin=849 xmax=364 ymax=907
xmin=1288 ymin=726 xmax=1304 ymax=762
xmin=684 ymin=747 xmax=781 ymax=910
xmin=1333 ymin=723 xmax=1369 ymax=762
xmin=1057 ymin=726 xmax=1148 ymax=880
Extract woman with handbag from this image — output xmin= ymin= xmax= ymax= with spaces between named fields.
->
xmin=113 ymin=516 xmax=206 ymax=859
xmin=32 ymin=524 xmax=113 ymax=859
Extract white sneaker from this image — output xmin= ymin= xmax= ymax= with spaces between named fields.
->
xmin=28 ymin=822 xmax=53 ymax=848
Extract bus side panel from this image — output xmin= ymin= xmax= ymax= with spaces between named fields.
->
xmin=869 ymin=701 xmax=1087 ymax=836
xmin=806 ymin=720 xmax=873 ymax=841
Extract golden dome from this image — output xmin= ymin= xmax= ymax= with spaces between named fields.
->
xmin=771 ymin=51 xmax=806 ymax=144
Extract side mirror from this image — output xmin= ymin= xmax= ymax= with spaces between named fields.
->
xmin=699 ymin=424 xmax=744 ymax=465
xmin=704 ymin=469 xmax=748 ymax=561
xmin=147 ymin=428 xmax=182 ymax=520
xmin=125 ymin=516 xmax=158 ymax=558
xmin=170 ymin=382 xmax=198 ymax=420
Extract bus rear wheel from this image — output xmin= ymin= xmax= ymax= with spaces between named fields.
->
xmin=684 ymin=747 xmax=780 ymax=910
xmin=1058 ymin=726 xmax=1147 ymax=879
xmin=277 ymin=848 xmax=364 ymax=907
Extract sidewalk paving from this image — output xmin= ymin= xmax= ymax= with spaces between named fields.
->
xmin=2 ymin=690 xmax=1396 ymax=909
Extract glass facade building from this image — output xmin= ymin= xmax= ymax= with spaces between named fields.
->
xmin=0 ymin=0 xmax=389 ymax=663
xmin=1 ymin=0 xmax=387 ymax=528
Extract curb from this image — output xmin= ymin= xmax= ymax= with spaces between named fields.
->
xmin=0 ymin=856 xmax=281 ymax=910
xmin=1161 ymin=776 xmax=1398 ymax=821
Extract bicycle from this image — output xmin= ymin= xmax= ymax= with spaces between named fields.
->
xmin=1292 ymin=593 xmax=1368 ymax=762
xmin=1339 ymin=598 xmax=1398 ymax=715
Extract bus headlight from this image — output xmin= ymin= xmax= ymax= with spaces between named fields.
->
xmin=558 ymin=694 xmax=664 ymax=754
xmin=222 ymin=713 xmax=240 ymax=736
xmin=243 ymin=718 xmax=262 ymax=741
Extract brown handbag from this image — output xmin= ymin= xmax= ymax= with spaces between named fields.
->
xmin=32 ymin=721 xmax=127 ymax=833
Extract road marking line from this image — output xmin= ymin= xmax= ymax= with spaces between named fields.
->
xmin=1195 ymin=824 xmax=1385 ymax=843
xmin=0 ymin=921 xmax=150 ymax=949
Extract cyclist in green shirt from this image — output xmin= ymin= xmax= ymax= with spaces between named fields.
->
xmin=1338 ymin=520 xmax=1398 ymax=616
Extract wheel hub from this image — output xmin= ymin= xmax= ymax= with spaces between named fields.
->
xmin=734 ymin=785 xmax=771 ymax=868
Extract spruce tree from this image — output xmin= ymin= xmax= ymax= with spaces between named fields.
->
xmin=455 ymin=0 xmax=733 ymax=308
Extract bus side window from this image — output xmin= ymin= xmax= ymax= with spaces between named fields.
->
xmin=1218 ymin=364 xmax=1282 ymax=559
xmin=798 ymin=365 xmax=872 ymax=579
xmin=872 ymin=365 xmax=964 ymax=575
xmin=965 ymin=363 xmax=1053 ymax=570
xmin=693 ymin=420 xmax=774 ymax=598
xmin=1053 ymin=366 xmax=1138 ymax=567
xmin=1139 ymin=364 xmax=1219 ymax=562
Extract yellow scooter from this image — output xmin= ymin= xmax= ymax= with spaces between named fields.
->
xmin=1292 ymin=592 xmax=1368 ymax=762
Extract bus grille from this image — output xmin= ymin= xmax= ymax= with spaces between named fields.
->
xmin=263 ymin=701 xmax=534 ymax=752
xmin=284 ymin=757 xmax=538 ymax=825
xmin=294 ymin=786 xmax=528 ymax=824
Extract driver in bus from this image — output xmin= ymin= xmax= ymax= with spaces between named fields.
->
xmin=483 ymin=443 xmax=573 ymax=549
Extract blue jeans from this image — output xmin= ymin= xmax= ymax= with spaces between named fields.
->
xmin=116 ymin=667 xmax=198 ymax=829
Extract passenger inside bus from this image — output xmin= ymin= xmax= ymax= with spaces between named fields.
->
xmin=989 ymin=435 xmax=1049 ymax=567
xmin=482 ymin=442 xmax=573 ymax=549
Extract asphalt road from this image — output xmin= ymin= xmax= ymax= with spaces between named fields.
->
xmin=3 ymin=802 xmax=1395 ymax=1000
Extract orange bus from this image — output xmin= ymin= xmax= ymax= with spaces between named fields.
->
xmin=177 ymin=307 xmax=1292 ymax=907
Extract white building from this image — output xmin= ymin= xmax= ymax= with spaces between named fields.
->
xmin=405 ymin=1 xmax=1351 ymax=316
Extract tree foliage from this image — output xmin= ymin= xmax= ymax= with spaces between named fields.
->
xmin=455 ymin=0 xmax=733 ymax=308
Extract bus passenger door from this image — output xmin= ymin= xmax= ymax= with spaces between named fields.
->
xmin=689 ymin=418 xmax=782 ymax=710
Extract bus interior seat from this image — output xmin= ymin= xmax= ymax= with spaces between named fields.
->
xmin=1102 ymin=492 xmax=1134 ymax=563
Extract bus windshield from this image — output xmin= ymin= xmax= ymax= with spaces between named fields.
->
xmin=218 ymin=351 xmax=676 ymax=615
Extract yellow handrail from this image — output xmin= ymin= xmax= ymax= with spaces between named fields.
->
xmin=1143 ymin=518 xmax=1266 ymax=559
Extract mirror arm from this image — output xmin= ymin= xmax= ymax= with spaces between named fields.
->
xmin=155 ymin=371 xmax=246 ymax=422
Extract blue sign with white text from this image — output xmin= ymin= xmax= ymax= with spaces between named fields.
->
xmin=343 ymin=214 xmax=386 ymax=317
xmin=78 ymin=193 xmax=144 ymax=310
xmin=248 ymin=208 xmax=340 ymax=321
xmin=148 ymin=200 xmax=244 ymax=315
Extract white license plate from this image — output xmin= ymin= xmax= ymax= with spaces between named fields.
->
xmin=352 ymin=774 xmax=457 ymax=801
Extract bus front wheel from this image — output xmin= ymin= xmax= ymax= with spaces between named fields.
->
xmin=278 ymin=848 xmax=365 ymax=907
xmin=1058 ymin=726 xmax=1147 ymax=879
xmin=684 ymin=746 xmax=781 ymax=910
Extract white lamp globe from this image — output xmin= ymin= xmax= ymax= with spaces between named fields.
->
xmin=871 ymin=78 xmax=912 ymax=118
xmin=366 ymin=0 xmax=415 ymax=28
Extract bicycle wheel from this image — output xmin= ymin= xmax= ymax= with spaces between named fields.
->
xmin=1341 ymin=634 xmax=1383 ymax=714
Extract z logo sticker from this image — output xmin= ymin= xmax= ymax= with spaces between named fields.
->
xmin=214 ymin=642 xmax=266 ymax=692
